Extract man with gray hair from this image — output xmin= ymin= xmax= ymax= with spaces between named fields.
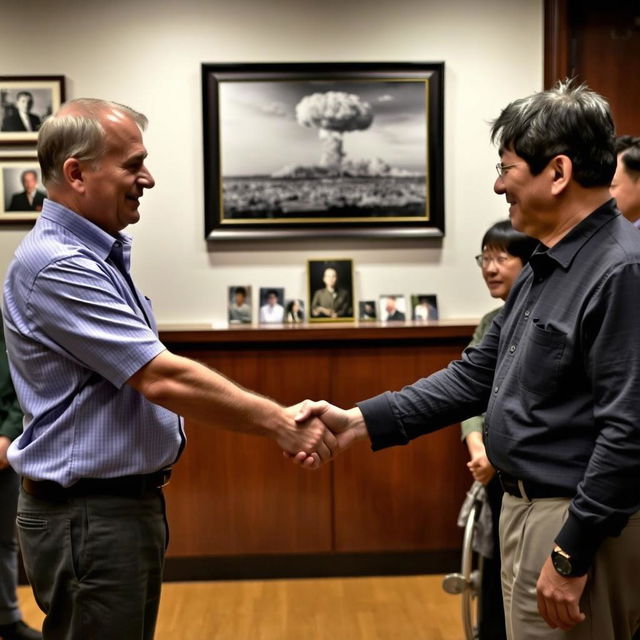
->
xmin=3 ymin=98 xmax=333 ymax=639
xmin=296 ymin=80 xmax=640 ymax=639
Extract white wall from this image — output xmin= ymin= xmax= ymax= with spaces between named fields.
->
xmin=0 ymin=0 xmax=543 ymax=325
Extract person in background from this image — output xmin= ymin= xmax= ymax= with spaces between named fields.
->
xmin=611 ymin=135 xmax=640 ymax=227
xmin=3 ymin=98 xmax=332 ymax=639
xmin=462 ymin=219 xmax=537 ymax=640
xmin=296 ymin=80 xmax=640 ymax=640
xmin=0 ymin=312 xmax=41 ymax=640
xmin=611 ymin=135 xmax=640 ymax=640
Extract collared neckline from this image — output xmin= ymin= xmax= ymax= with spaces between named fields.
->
xmin=529 ymin=199 xmax=619 ymax=277
xmin=38 ymin=198 xmax=133 ymax=264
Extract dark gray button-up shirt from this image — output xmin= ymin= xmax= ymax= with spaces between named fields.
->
xmin=358 ymin=200 xmax=640 ymax=571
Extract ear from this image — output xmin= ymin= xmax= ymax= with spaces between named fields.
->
xmin=61 ymin=158 xmax=85 ymax=194
xmin=549 ymin=154 xmax=573 ymax=195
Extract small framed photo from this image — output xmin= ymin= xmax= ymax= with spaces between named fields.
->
xmin=379 ymin=294 xmax=407 ymax=322
xmin=358 ymin=300 xmax=377 ymax=321
xmin=411 ymin=294 xmax=439 ymax=321
xmin=258 ymin=287 xmax=285 ymax=323
xmin=228 ymin=285 xmax=252 ymax=324
xmin=307 ymin=259 xmax=354 ymax=322
xmin=284 ymin=298 xmax=305 ymax=323
xmin=0 ymin=158 xmax=46 ymax=222
xmin=0 ymin=76 xmax=65 ymax=144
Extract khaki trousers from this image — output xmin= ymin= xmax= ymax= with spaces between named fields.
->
xmin=500 ymin=493 xmax=640 ymax=640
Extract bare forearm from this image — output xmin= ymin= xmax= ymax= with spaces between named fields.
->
xmin=129 ymin=350 xmax=287 ymax=439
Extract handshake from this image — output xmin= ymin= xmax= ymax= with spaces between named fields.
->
xmin=278 ymin=401 xmax=370 ymax=469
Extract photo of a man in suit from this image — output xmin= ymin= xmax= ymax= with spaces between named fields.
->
xmin=1 ymin=92 xmax=42 ymax=132
xmin=6 ymin=170 xmax=46 ymax=212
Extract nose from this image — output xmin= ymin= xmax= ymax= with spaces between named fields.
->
xmin=139 ymin=166 xmax=155 ymax=190
xmin=494 ymin=175 xmax=505 ymax=195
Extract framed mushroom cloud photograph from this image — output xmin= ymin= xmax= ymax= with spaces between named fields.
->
xmin=202 ymin=62 xmax=444 ymax=239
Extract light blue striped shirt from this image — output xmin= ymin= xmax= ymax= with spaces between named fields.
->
xmin=3 ymin=199 xmax=184 ymax=486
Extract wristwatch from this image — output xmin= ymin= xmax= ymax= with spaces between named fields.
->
xmin=551 ymin=545 xmax=575 ymax=577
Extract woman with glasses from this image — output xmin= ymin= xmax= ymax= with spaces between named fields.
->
xmin=461 ymin=219 xmax=538 ymax=640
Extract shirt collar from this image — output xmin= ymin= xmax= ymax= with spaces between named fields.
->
xmin=529 ymin=199 xmax=619 ymax=277
xmin=38 ymin=198 xmax=133 ymax=267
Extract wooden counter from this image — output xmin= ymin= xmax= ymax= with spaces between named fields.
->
xmin=159 ymin=320 xmax=477 ymax=579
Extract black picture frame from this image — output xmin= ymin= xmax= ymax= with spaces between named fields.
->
xmin=202 ymin=62 xmax=444 ymax=240
xmin=0 ymin=157 xmax=46 ymax=223
xmin=0 ymin=76 xmax=65 ymax=145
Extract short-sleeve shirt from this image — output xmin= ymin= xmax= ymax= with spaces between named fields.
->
xmin=3 ymin=199 xmax=183 ymax=486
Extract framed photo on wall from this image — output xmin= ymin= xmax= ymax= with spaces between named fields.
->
xmin=202 ymin=62 xmax=444 ymax=239
xmin=307 ymin=259 xmax=354 ymax=322
xmin=0 ymin=76 xmax=65 ymax=144
xmin=0 ymin=158 xmax=46 ymax=223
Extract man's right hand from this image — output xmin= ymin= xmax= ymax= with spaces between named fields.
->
xmin=286 ymin=401 xmax=369 ymax=467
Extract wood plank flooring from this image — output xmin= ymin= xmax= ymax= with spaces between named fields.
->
xmin=18 ymin=574 xmax=463 ymax=639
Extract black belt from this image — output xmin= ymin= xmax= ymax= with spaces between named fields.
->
xmin=22 ymin=469 xmax=172 ymax=501
xmin=497 ymin=471 xmax=573 ymax=500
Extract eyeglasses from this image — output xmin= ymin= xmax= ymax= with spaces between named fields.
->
xmin=475 ymin=253 xmax=514 ymax=268
xmin=495 ymin=162 xmax=519 ymax=177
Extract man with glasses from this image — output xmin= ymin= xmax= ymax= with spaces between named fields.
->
xmin=295 ymin=80 xmax=640 ymax=639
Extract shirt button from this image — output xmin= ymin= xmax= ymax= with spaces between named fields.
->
xmin=509 ymin=344 xmax=516 ymax=353
xmin=493 ymin=385 xmax=499 ymax=393
xmin=524 ymin=310 xmax=530 ymax=318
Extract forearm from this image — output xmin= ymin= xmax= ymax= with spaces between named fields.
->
xmin=129 ymin=350 xmax=288 ymax=440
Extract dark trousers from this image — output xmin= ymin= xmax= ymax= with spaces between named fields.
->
xmin=0 ymin=468 xmax=20 ymax=626
xmin=479 ymin=475 xmax=507 ymax=640
xmin=17 ymin=488 xmax=166 ymax=640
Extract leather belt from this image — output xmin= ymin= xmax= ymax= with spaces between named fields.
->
xmin=22 ymin=469 xmax=172 ymax=501
xmin=497 ymin=470 xmax=573 ymax=500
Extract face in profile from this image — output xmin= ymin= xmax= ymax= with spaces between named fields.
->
xmin=610 ymin=152 xmax=640 ymax=222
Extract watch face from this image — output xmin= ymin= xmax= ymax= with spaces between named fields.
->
xmin=552 ymin=551 xmax=573 ymax=577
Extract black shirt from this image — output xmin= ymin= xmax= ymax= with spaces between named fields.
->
xmin=358 ymin=200 xmax=640 ymax=571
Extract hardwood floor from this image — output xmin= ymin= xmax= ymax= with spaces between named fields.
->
xmin=18 ymin=574 xmax=463 ymax=639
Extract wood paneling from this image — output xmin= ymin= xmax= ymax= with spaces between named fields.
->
xmin=545 ymin=0 xmax=640 ymax=134
xmin=160 ymin=322 xmax=475 ymax=566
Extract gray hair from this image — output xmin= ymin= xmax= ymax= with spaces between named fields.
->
xmin=37 ymin=98 xmax=148 ymax=187
xmin=491 ymin=79 xmax=616 ymax=187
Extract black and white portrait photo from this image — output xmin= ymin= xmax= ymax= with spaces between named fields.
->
xmin=0 ymin=160 xmax=46 ymax=222
xmin=308 ymin=259 xmax=354 ymax=322
xmin=0 ymin=76 xmax=64 ymax=143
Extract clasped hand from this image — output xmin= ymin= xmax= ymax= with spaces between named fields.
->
xmin=283 ymin=400 xmax=365 ymax=469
